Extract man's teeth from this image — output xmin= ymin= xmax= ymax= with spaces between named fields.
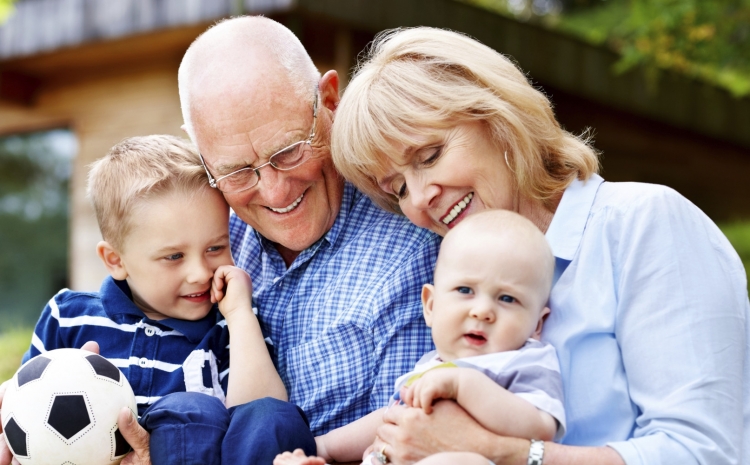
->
xmin=442 ymin=192 xmax=474 ymax=224
xmin=269 ymin=193 xmax=304 ymax=213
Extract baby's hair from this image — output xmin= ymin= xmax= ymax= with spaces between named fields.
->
xmin=438 ymin=210 xmax=555 ymax=299
xmin=87 ymin=134 xmax=212 ymax=251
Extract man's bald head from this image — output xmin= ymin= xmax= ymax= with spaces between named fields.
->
xmin=178 ymin=16 xmax=321 ymax=140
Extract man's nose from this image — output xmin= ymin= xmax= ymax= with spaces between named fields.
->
xmin=255 ymin=166 xmax=294 ymax=204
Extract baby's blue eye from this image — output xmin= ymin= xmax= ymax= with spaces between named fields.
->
xmin=457 ymin=286 xmax=473 ymax=294
xmin=499 ymin=295 xmax=515 ymax=303
xmin=165 ymin=253 xmax=183 ymax=261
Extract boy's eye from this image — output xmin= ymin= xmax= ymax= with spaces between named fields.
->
xmin=207 ymin=245 xmax=226 ymax=253
xmin=499 ymin=295 xmax=515 ymax=303
xmin=164 ymin=253 xmax=183 ymax=261
xmin=456 ymin=286 xmax=473 ymax=294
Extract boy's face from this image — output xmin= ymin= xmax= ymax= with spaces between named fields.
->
xmin=422 ymin=230 xmax=550 ymax=361
xmin=109 ymin=188 xmax=233 ymax=321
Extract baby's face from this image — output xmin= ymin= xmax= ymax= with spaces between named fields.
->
xmin=422 ymin=229 xmax=550 ymax=361
xmin=116 ymin=188 xmax=233 ymax=321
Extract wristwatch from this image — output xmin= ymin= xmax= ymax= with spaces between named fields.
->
xmin=527 ymin=439 xmax=544 ymax=465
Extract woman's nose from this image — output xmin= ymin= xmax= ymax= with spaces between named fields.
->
xmin=405 ymin=177 xmax=440 ymax=211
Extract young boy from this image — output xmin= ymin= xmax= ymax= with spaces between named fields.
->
xmin=276 ymin=209 xmax=565 ymax=465
xmin=5 ymin=135 xmax=313 ymax=464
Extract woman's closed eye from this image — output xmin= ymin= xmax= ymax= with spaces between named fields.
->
xmin=419 ymin=146 xmax=443 ymax=167
xmin=390 ymin=179 xmax=409 ymax=200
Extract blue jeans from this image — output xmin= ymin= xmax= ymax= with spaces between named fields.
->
xmin=140 ymin=392 xmax=316 ymax=465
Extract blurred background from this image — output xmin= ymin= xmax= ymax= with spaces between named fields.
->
xmin=0 ymin=0 xmax=748 ymax=379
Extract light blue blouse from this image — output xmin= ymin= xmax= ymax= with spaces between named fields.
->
xmin=544 ymin=174 xmax=749 ymax=465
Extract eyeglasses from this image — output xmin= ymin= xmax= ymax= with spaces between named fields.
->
xmin=200 ymin=90 xmax=318 ymax=194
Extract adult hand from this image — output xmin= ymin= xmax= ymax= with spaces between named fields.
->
xmin=118 ymin=407 xmax=151 ymax=465
xmin=374 ymin=401 xmax=526 ymax=465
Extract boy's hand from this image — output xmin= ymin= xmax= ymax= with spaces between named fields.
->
xmin=400 ymin=367 xmax=462 ymax=414
xmin=211 ymin=265 xmax=254 ymax=322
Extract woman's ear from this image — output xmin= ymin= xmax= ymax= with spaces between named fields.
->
xmin=421 ymin=284 xmax=435 ymax=327
xmin=97 ymin=241 xmax=128 ymax=281
xmin=532 ymin=306 xmax=551 ymax=340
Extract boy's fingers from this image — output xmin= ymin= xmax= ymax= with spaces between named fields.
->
xmin=80 ymin=340 xmax=100 ymax=354
xmin=0 ymin=435 xmax=12 ymax=465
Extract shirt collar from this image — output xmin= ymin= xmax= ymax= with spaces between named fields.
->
xmin=545 ymin=173 xmax=604 ymax=260
xmin=101 ymin=276 xmax=220 ymax=343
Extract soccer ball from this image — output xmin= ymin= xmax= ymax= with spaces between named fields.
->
xmin=1 ymin=348 xmax=137 ymax=465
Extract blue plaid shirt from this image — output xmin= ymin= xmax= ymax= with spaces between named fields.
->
xmin=229 ymin=182 xmax=440 ymax=434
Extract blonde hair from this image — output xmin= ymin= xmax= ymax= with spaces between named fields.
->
xmin=87 ymin=135 xmax=212 ymax=250
xmin=332 ymin=27 xmax=599 ymax=214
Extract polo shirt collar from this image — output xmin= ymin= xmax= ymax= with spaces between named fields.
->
xmin=545 ymin=173 xmax=604 ymax=260
xmin=101 ymin=276 xmax=219 ymax=343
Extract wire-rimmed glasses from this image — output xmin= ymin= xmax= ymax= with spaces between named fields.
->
xmin=200 ymin=90 xmax=318 ymax=194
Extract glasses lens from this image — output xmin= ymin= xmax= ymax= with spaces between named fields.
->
xmin=216 ymin=168 xmax=258 ymax=193
xmin=271 ymin=142 xmax=312 ymax=171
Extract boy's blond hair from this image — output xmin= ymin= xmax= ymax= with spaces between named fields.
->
xmin=87 ymin=135 xmax=210 ymax=250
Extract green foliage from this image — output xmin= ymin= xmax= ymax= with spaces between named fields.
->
xmin=0 ymin=328 xmax=32 ymax=382
xmin=0 ymin=130 xmax=75 ymax=331
xmin=719 ymin=220 xmax=750 ymax=293
xmin=0 ymin=0 xmax=16 ymax=24
xmin=461 ymin=0 xmax=750 ymax=97
xmin=559 ymin=0 xmax=750 ymax=96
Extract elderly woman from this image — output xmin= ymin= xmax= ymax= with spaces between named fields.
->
xmin=331 ymin=27 xmax=749 ymax=465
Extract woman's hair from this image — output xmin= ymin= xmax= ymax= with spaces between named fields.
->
xmin=332 ymin=27 xmax=599 ymax=214
xmin=87 ymin=134 xmax=214 ymax=250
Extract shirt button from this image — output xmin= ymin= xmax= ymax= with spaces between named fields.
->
xmin=138 ymin=358 xmax=148 ymax=368
xmin=252 ymin=307 xmax=259 ymax=315
xmin=144 ymin=327 xmax=155 ymax=337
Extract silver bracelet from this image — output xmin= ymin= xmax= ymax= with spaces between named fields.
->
xmin=527 ymin=439 xmax=544 ymax=465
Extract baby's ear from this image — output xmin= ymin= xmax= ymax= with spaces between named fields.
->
xmin=421 ymin=284 xmax=435 ymax=327
xmin=97 ymin=241 xmax=128 ymax=280
xmin=532 ymin=306 xmax=551 ymax=340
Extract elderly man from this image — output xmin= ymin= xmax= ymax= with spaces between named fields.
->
xmin=179 ymin=15 xmax=439 ymax=434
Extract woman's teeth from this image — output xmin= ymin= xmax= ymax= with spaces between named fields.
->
xmin=442 ymin=192 xmax=473 ymax=225
xmin=269 ymin=193 xmax=304 ymax=213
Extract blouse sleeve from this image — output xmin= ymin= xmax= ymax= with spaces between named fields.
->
xmin=607 ymin=187 xmax=748 ymax=465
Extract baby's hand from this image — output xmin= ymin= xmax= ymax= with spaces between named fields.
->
xmin=400 ymin=367 xmax=461 ymax=414
xmin=211 ymin=265 xmax=253 ymax=322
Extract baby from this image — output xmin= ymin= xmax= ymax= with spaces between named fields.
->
xmin=276 ymin=209 xmax=565 ymax=465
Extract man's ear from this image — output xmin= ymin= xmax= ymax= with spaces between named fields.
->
xmin=421 ymin=284 xmax=435 ymax=328
xmin=319 ymin=70 xmax=340 ymax=112
xmin=532 ymin=306 xmax=551 ymax=340
xmin=97 ymin=241 xmax=128 ymax=281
